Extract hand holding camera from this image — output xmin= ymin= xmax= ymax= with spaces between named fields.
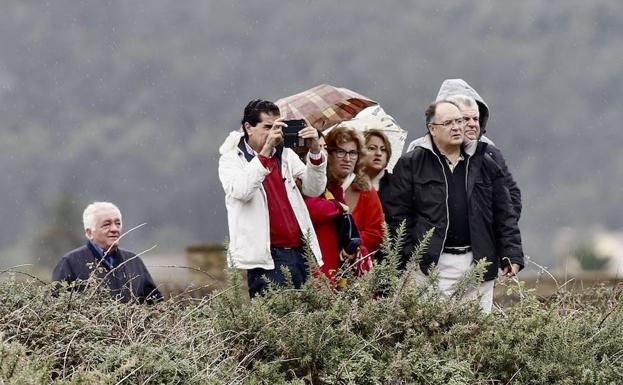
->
xmin=282 ymin=118 xmax=321 ymax=154
xmin=260 ymin=118 xmax=286 ymax=157
xmin=298 ymin=119 xmax=321 ymax=154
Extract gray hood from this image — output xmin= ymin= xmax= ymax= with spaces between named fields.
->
xmin=408 ymin=134 xmax=478 ymax=157
xmin=436 ymin=79 xmax=490 ymax=133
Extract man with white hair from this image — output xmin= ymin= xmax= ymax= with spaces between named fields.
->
xmin=51 ymin=202 xmax=161 ymax=303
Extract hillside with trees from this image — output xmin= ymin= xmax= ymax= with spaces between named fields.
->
xmin=0 ymin=0 xmax=621 ymax=269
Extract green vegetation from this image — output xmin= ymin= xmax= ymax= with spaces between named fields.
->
xmin=2 ymin=229 xmax=623 ymax=384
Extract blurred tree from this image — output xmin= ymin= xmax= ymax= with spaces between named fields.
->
xmin=31 ymin=194 xmax=84 ymax=268
xmin=0 ymin=0 xmax=621 ymax=268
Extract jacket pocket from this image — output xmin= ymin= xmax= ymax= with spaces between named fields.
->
xmin=413 ymin=218 xmax=442 ymax=264
xmin=472 ymin=181 xmax=493 ymax=224
xmin=415 ymin=178 xmax=445 ymax=212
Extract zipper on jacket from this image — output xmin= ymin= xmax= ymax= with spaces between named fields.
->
xmin=260 ymin=186 xmax=271 ymax=257
xmin=431 ymin=151 xmax=450 ymax=257
xmin=465 ymin=158 xmax=470 ymax=189
xmin=465 ymin=154 xmax=471 ymax=202
xmin=465 ymin=154 xmax=472 ymax=254
xmin=238 ymin=149 xmax=272 ymax=259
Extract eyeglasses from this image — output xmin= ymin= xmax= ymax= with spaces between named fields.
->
xmin=330 ymin=148 xmax=359 ymax=159
xmin=429 ymin=118 xmax=466 ymax=129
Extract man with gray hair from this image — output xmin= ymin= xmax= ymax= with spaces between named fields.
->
xmin=388 ymin=101 xmax=523 ymax=312
xmin=52 ymin=202 xmax=162 ymax=303
xmin=407 ymin=79 xmax=522 ymax=219
xmin=444 ymin=92 xmax=521 ymax=219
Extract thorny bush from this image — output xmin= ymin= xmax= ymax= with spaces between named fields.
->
xmin=1 ymin=225 xmax=623 ymax=384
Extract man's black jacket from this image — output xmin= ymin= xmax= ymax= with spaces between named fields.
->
xmin=386 ymin=135 xmax=524 ymax=281
xmin=52 ymin=242 xmax=162 ymax=303
xmin=377 ymin=171 xmax=393 ymax=224
xmin=484 ymin=142 xmax=522 ymax=219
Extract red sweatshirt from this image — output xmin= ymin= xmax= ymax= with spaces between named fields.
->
xmin=257 ymin=151 xmax=324 ymax=248
xmin=258 ymin=154 xmax=302 ymax=248
xmin=306 ymin=184 xmax=385 ymax=281
xmin=304 ymin=183 xmax=345 ymax=280
xmin=351 ymin=188 xmax=385 ymax=259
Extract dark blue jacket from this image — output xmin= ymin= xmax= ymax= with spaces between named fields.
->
xmin=52 ymin=242 xmax=162 ymax=303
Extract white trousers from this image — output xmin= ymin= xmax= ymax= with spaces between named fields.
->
xmin=414 ymin=251 xmax=495 ymax=313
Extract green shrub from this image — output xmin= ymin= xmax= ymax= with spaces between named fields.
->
xmin=1 ymin=229 xmax=623 ymax=384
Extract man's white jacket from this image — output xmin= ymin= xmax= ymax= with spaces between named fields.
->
xmin=218 ymin=131 xmax=326 ymax=270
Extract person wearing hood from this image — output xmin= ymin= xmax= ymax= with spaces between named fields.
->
xmin=387 ymin=101 xmax=524 ymax=312
xmin=407 ymin=79 xmax=521 ymax=218
xmin=218 ymin=99 xmax=327 ymax=298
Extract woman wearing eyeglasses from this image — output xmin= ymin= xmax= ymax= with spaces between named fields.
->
xmin=304 ymin=126 xmax=384 ymax=281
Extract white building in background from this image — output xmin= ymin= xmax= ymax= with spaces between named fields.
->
xmin=553 ymin=227 xmax=623 ymax=277
xmin=593 ymin=231 xmax=623 ymax=277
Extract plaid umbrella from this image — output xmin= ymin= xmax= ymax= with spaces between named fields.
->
xmin=276 ymin=84 xmax=377 ymax=130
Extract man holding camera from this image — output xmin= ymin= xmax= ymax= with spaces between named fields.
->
xmin=218 ymin=99 xmax=327 ymax=297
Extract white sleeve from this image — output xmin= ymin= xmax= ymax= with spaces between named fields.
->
xmin=218 ymin=153 xmax=270 ymax=202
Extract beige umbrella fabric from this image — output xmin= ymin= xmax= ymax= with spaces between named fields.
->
xmin=276 ymin=84 xmax=377 ymax=131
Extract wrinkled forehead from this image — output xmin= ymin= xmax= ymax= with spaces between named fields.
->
xmin=257 ymin=112 xmax=278 ymax=125
xmin=94 ymin=207 xmax=122 ymax=223
xmin=336 ymin=140 xmax=358 ymax=151
xmin=435 ymin=103 xmax=462 ymax=120
xmin=460 ymin=107 xmax=479 ymax=118
xmin=366 ymin=134 xmax=386 ymax=147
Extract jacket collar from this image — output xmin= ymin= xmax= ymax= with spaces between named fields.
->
xmin=219 ymin=130 xmax=244 ymax=155
xmin=86 ymin=241 xmax=120 ymax=269
xmin=220 ymin=129 xmax=285 ymax=162
xmin=238 ymin=137 xmax=282 ymax=162
xmin=238 ymin=137 xmax=256 ymax=162
xmin=370 ymin=169 xmax=386 ymax=191
xmin=341 ymin=173 xmax=357 ymax=191
xmin=410 ymin=134 xmax=478 ymax=157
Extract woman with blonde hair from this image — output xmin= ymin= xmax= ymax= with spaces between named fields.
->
xmin=305 ymin=126 xmax=384 ymax=280
xmin=362 ymin=129 xmax=393 ymax=220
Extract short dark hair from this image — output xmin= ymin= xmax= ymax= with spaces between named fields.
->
xmin=425 ymin=100 xmax=460 ymax=125
xmin=241 ymin=99 xmax=280 ymax=138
